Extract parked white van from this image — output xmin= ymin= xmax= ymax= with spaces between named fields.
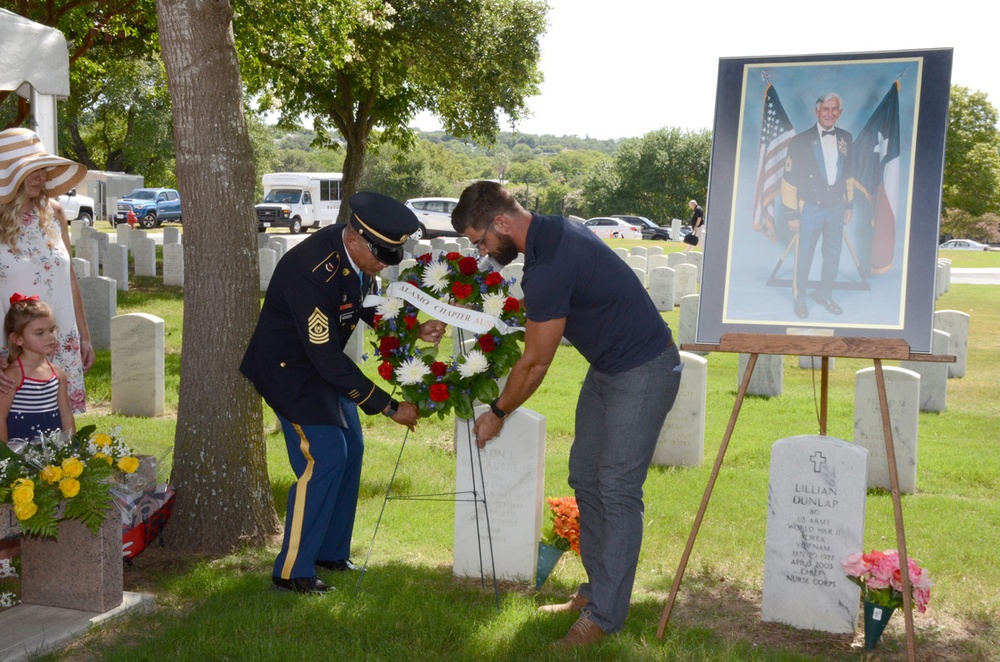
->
xmin=255 ymin=172 xmax=343 ymax=233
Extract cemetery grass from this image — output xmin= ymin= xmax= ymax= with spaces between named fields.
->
xmin=42 ymin=280 xmax=1000 ymax=661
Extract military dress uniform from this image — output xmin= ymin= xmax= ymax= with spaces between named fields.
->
xmin=240 ymin=193 xmax=416 ymax=591
xmin=781 ymin=123 xmax=855 ymax=316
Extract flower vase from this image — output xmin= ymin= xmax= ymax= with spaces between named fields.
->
xmin=863 ymin=601 xmax=895 ymax=650
xmin=536 ymin=541 xmax=565 ymax=589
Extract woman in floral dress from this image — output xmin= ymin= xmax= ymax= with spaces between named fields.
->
xmin=0 ymin=128 xmax=93 ymax=413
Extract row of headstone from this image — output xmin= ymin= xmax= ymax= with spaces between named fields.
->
xmin=935 ymin=257 xmax=951 ymax=298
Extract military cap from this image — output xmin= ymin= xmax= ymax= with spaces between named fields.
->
xmin=348 ymin=192 xmax=418 ymax=265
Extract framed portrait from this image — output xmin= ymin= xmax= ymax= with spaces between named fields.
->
xmin=696 ymin=48 xmax=953 ymax=353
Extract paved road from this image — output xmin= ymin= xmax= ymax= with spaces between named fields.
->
xmin=951 ymin=268 xmax=1000 ymax=285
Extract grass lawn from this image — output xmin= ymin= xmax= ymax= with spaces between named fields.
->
xmin=22 ymin=245 xmax=1000 ymax=660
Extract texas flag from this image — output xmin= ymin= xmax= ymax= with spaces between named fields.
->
xmin=852 ymin=81 xmax=901 ymax=274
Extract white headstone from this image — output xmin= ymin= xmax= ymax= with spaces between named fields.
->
xmin=430 ymin=237 xmax=447 ymax=250
xmin=503 ymin=263 xmax=525 ymax=300
xmin=111 ymin=313 xmax=164 ymax=417
xmin=75 ymin=237 xmax=98 ymax=268
xmin=901 ymin=329 xmax=949 ymax=413
xmin=257 ymin=232 xmax=271 ymax=251
xmin=259 ymin=247 xmax=277 ymax=292
xmin=116 ymin=223 xmax=132 ymax=249
xmin=70 ymin=219 xmax=84 ymax=246
xmin=934 ymin=310 xmax=969 ymax=378
xmin=935 ymin=263 xmax=945 ymax=299
xmin=648 ymin=267 xmax=676 ymax=312
xmin=630 ymin=245 xmax=648 ymax=258
xmin=674 ymin=263 xmax=698 ymax=305
xmin=132 ymin=236 xmax=156 ymax=277
xmin=853 ymin=366 xmax=920 ymax=493
xmin=91 ymin=231 xmax=109 ymax=269
xmin=630 ymin=267 xmax=647 ymax=288
xmin=79 ymin=276 xmax=117 ymax=351
xmin=454 ymin=406 xmax=545 ymax=583
xmin=646 ymin=245 xmax=663 ymax=256
xmin=648 ymin=254 xmax=670 ymax=271
xmin=72 ymin=257 xmax=90 ymax=279
xmin=104 ymin=243 xmax=129 ymax=291
xmin=761 ymin=435 xmax=867 ymax=634
xmin=441 ymin=241 xmax=461 ymax=254
xmin=678 ymin=294 xmax=700 ymax=349
xmin=163 ymin=227 xmax=181 ymax=244
xmin=163 ymin=243 xmax=184 ymax=287
xmin=455 ymin=236 xmax=471 ymax=251
xmin=652 ymin=351 xmax=706 ymax=467
xmin=687 ymin=252 xmax=703 ymax=281
xmin=937 ymin=258 xmax=951 ymax=292
xmin=666 ymin=252 xmax=688 ymax=269
xmin=625 ymin=254 xmax=647 ymax=273
xmin=670 ymin=218 xmax=682 ymax=241
xmin=613 ymin=247 xmax=629 ymax=260
xmin=798 ymin=356 xmax=835 ymax=370
xmin=738 ymin=353 xmax=783 ymax=397
xmin=344 ymin=321 xmax=367 ymax=363
xmin=268 ymin=235 xmax=308 ymax=261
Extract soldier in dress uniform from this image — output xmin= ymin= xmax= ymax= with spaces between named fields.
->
xmin=241 ymin=192 xmax=445 ymax=593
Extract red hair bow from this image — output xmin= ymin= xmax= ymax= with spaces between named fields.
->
xmin=9 ymin=293 xmax=39 ymax=304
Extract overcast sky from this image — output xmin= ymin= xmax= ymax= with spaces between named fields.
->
xmin=414 ymin=0 xmax=999 ymax=140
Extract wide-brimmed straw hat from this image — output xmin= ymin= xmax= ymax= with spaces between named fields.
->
xmin=0 ymin=128 xmax=87 ymax=205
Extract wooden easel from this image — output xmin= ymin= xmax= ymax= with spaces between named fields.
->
xmin=656 ymin=333 xmax=954 ymax=662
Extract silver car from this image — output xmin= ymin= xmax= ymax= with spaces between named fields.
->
xmin=405 ymin=197 xmax=460 ymax=238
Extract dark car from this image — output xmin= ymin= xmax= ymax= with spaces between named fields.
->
xmin=613 ymin=215 xmax=671 ymax=241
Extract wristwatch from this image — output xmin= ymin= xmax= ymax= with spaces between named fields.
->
xmin=489 ymin=398 xmax=508 ymax=420
xmin=383 ymin=399 xmax=399 ymax=418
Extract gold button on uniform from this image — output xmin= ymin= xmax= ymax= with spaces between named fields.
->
xmin=280 ymin=362 xmax=286 ymax=367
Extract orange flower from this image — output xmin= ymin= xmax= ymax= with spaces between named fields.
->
xmin=544 ymin=496 xmax=581 ymax=555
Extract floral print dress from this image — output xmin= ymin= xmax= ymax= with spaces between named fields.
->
xmin=0 ymin=211 xmax=86 ymax=412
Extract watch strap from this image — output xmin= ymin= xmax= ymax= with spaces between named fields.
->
xmin=489 ymin=398 xmax=508 ymax=419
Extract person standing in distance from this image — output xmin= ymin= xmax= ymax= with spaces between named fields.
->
xmin=451 ymin=181 xmax=682 ymax=647
xmin=241 ymin=192 xmax=445 ymax=594
xmin=781 ymin=92 xmax=855 ymax=319
xmin=684 ymin=199 xmax=705 ymax=253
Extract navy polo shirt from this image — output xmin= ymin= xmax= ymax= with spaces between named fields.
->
xmin=521 ymin=214 xmax=672 ymax=374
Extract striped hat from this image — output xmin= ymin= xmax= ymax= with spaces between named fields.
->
xmin=0 ymin=128 xmax=87 ymax=205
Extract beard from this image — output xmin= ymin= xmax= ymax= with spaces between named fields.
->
xmin=490 ymin=233 xmax=520 ymax=266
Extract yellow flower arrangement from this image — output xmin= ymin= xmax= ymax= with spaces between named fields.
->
xmin=0 ymin=426 xmax=141 ymax=538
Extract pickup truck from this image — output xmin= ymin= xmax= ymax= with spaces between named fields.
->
xmin=116 ymin=188 xmax=182 ymax=228
xmin=56 ymin=189 xmax=96 ymax=226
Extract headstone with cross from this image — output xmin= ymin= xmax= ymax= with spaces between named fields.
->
xmin=761 ymin=435 xmax=868 ymax=633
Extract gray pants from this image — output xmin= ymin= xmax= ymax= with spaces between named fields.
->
xmin=569 ymin=342 xmax=682 ymax=633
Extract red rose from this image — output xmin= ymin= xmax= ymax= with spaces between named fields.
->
xmin=477 ymin=334 xmax=496 ymax=352
xmin=373 ymin=314 xmax=383 ymax=326
xmin=451 ymin=282 xmax=473 ymax=300
xmin=458 ymin=256 xmax=479 ymax=275
xmin=445 ymin=251 xmax=462 ymax=261
xmin=429 ymin=383 xmax=450 ymax=402
xmin=503 ymin=296 xmax=521 ymax=312
xmin=404 ymin=315 xmax=418 ymax=330
xmin=485 ymin=272 xmax=503 ymax=287
xmin=430 ymin=361 xmax=448 ymax=377
xmin=378 ymin=361 xmax=394 ymax=381
xmin=417 ymin=253 xmax=433 ymax=264
xmin=379 ymin=336 xmax=400 ymax=357
xmin=408 ymin=279 xmax=420 ymax=287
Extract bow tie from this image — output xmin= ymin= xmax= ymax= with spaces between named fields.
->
xmin=822 ymin=129 xmax=836 ymax=137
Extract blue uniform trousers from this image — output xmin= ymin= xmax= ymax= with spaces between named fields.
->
xmin=273 ymin=395 xmax=364 ymax=580
xmin=793 ymin=201 xmax=845 ymax=304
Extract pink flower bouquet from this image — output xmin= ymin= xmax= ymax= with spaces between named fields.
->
xmin=841 ymin=549 xmax=933 ymax=612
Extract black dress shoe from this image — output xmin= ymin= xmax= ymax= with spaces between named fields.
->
xmin=315 ymin=559 xmax=360 ymax=572
xmin=271 ymin=575 xmax=333 ymax=593
xmin=813 ymin=294 xmax=843 ymax=315
xmin=794 ymin=302 xmax=809 ymax=319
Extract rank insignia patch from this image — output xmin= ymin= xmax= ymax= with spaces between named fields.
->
xmin=308 ymin=308 xmax=330 ymax=344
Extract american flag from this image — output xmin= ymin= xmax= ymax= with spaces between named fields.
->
xmin=752 ymin=83 xmax=796 ymax=240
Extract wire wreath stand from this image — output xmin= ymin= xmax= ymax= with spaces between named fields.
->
xmin=355 ymin=326 xmax=502 ymax=611
xmin=656 ymin=333 xmax=954 ymax=662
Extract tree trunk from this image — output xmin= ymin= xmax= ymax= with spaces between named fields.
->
xmin=335 ymin=117 xmax=369 ymax=224
xmin=157 ymin=0 xmax=279 ymax=552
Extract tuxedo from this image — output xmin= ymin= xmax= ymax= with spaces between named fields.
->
xmin=781 ymin=123 xmax=855 ymax=309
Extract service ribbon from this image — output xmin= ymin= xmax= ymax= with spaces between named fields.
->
xmin=363 ymin=281 xmax=524 ymax=336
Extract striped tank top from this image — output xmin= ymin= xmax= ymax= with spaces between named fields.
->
xmin=6 ymin=358 xmax=62 ymax=442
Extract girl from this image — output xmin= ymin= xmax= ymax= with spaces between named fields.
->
xmin=0 ymin=294 xmax=75 ymax=443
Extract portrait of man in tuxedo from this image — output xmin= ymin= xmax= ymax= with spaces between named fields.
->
xmin=780 ymin=92 xmax=855 ymax=319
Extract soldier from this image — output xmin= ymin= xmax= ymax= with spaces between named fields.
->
xmin=241 ymin=192 xmax=444 ymax=593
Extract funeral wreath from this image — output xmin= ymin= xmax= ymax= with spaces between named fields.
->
xmin=0 ymin=425 xmax=140 ymax=538
xmin=371 ymin=252 xmax=526 ymax=419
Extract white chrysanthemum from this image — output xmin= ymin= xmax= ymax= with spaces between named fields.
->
xmin=376 ymin=296 xmax=404 ymax=318
xmin=422 ymin=261 xmax=451 ymax=293
xmin=458 ymin=350 xmax=489 ymax=378
xmin=395 ymin=357 xmax=431 ymax=385
xmin=481 ymin=292 xmax=505 ymax=318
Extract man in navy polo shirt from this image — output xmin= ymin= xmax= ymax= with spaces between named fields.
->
xmin=452 ymin=181 xmax=682 ymax=647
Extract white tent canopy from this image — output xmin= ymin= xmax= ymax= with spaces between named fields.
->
xmin=0 ymin=8 xmax=71 ymax=151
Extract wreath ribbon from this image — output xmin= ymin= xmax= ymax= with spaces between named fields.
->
xmin=363 ymin=281 xmax=524 ymax=336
